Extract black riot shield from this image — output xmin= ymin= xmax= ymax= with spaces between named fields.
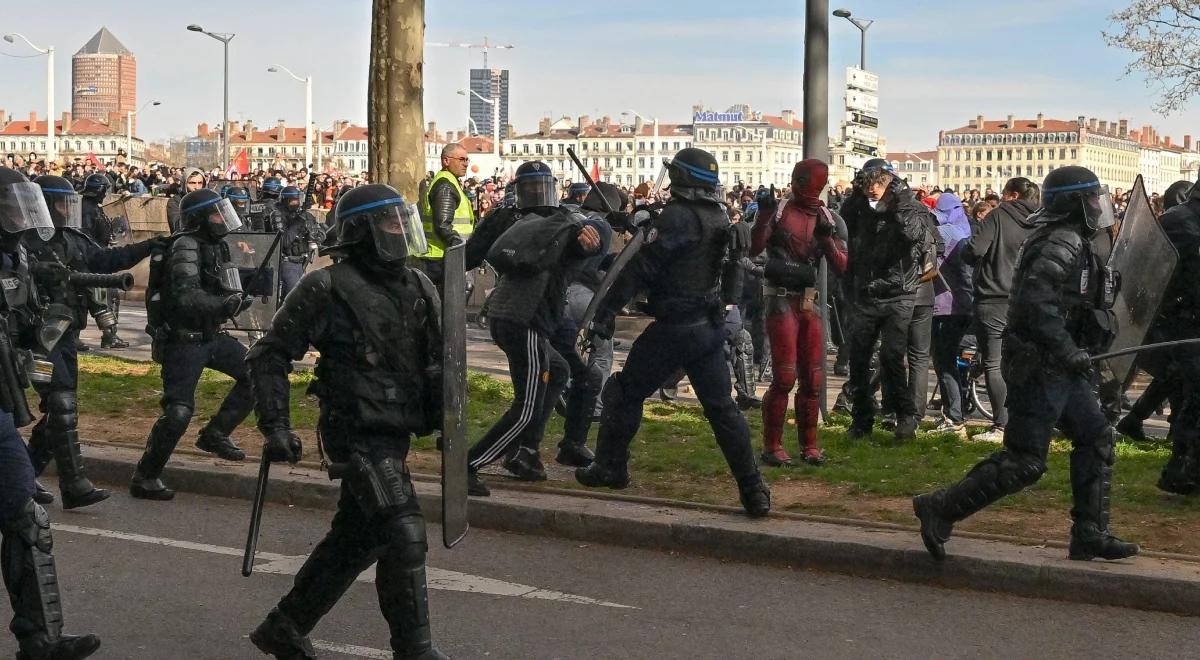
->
xmin=441 ymin=243 xmax=469 ymax=548
xmin=1103 ymin=175 xmax=1178 ymax=388
xmin=576 ymin=227 xmax=646 ymax=359
xmin=222 ymin=232 xmax=283 ymax=333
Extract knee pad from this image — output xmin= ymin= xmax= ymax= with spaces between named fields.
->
xmin=601 ymin=374 xmax=628 ymax=409
xmin=44 ymin=391 xmax=78 ymax=432
xmin=378 ymin=513 xmax=427 ymax=567
xmin=992 ymin=449 xmax=1046 ymax=494
xmin=4 ymin=499 xmax=52 ymax=553
xmin=161 ymin=403 xmax=194 ymax=435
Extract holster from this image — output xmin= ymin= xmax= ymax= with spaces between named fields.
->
xmin=327 ymin=452 xmax=416 ymax=519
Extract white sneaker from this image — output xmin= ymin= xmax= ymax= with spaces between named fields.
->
xmin=934 ymin=418 xmax=968 ymax=439
xmin=974 ymin=425 xmax=1005 ymax=443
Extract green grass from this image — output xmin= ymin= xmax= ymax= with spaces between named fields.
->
xmin=74 ymin=355 xmax=1200 ymax=551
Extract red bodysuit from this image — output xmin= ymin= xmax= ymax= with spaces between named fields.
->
xmin=750 ymin=160 xmax=847 ymax=465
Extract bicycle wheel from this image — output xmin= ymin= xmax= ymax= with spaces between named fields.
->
xmin=969 ymin=375 xmax=993 ymax=421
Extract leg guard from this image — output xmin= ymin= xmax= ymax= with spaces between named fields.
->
xmin=592 ymin=374 xmax=636 ymax=470
xmin=133 ymin=403 xmax=193 ymax=484
xmin=1068 ymin=430 xmax=1138 ymax=560
xmin=44 ymin=392 xmax=109 ymax=510
xmin=375 ymin=513 xmax=441 ymax=658
xmin=26 ymin=418 xmax=52 ymax=478
xmin=1159 ymin=426 xmax=1200 ymax=495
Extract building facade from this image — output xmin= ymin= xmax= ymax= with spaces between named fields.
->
xmin=691 ymin=106 xmax=804 ymax=188
xmin=71 ymin=28 xmax=137 ymax=134
xmin=469 ymin=68 xmax=510 ymax=140
xmin=888 ymin=151 xmax=939 ymax=190
xmin=0 ymin=110 xmax=143 ymax=167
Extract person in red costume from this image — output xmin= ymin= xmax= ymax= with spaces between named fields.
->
xmin=750 ymin=160 xmax=848 ymax=466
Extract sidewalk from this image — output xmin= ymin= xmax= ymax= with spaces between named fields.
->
xmin=67 ymin=443 xmax=1200 ymax=617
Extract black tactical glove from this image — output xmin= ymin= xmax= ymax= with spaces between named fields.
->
xmin=263 ymin=428 xmax=302 ymax=464
xmin=222 ymin=294 xmax=253 ymax=318
xmin=813 ymin=212 xmax=835 ymax=239
xmin=755 ymin=186 xmax=777 ymax=211
xmin=1064 ymin=349 xmax=1093 ymax=375
xmin=145 ymin=235 xmax=172 ymax=251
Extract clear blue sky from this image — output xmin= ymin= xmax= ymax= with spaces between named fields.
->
xmin=0 ymin=0 xmax=1191 ymax=152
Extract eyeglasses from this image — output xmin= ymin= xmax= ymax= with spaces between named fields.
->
xmin=449 ymin=156 xmax=469 ymax=163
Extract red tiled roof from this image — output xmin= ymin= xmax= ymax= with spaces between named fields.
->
xmin=946 ymin=118 xmax=1078 ymax=134
xmin=762 ymin=114 xmax=804 ymax=130
xmin=0 ymin=117 xmax=119 ymax=135
xmin=459 ymin=136 xmax=494 ymax=153
xmin=334 ymin=125 xmax=367 ymax=141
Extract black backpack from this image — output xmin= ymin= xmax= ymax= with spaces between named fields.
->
xmin=486 ymin=210 xmax=581 ymax=276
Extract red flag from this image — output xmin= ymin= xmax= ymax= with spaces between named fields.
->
xmin=590 ymin=161 xmax=601 ymax=182
xmin=86 ymin=152 xmax=105 ymax=171
xmin=229 ymin=149 xmax=249 ymax=176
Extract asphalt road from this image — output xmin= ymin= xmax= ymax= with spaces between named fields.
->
xmin=6 ymin=483 xmax=1196 ymax=660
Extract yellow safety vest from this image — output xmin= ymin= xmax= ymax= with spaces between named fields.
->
xmin=420 ymin=170 xmax=474 ymax=259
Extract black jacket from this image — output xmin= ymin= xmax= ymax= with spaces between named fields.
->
xmin=963 ymin=199 xmax=1039 ymax=302
xmin=842 ymin=183 xmax=931 ymax=302
xmin=1154 ymin=194 xmax=1200 ymax=334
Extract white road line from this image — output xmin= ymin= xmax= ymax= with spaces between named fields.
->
xmin=311 ymin=639 xmax=392 ymax=659
xmin=53 ymin=523 xmax=637 ymax=610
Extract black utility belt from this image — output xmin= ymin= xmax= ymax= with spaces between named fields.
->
xmin=764 ymin=284 xmax=818 ymax=300
xmin=282 ymin=255 xmax=307 ymax=263
xmin=160 ymin=327 xmax=217 ymax=343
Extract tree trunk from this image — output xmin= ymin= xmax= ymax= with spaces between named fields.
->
xmin=369 ymin=0 xmax=424 ymax=200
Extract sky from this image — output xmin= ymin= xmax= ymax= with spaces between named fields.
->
xmin=0 ymin=0 xmax=1193 ymax=152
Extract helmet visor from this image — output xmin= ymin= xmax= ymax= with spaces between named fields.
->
xmin=1084 ymin=185 xmax=1116 ymax=231
xmin=186 ymin=196 xmax=243 ymax=236
xmin=0 ymin=182 xmax=55 ymax=240
xmin=43 ymin=188 xmax=82 ymax=229
xmin=366 ymin=202 xmax=426 ymax=261
xmin=515 ymin=173 xmax=559 ymax=209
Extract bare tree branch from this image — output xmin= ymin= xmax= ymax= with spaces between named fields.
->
xmin=1103 ymin=0 xmax=1200 ymax=113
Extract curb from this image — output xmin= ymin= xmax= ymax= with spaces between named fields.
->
xmin=67 ymin=444 xmax=1200 ymax=617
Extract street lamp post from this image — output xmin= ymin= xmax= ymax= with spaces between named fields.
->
xmin=3 ymin=33 xmax=55 ymax=164
xmin=126 ymin=100 xmax=161 ymax=167
xmin=268 ymin=64 xmax=312 ymax=171
xmin=187 ymin=24 xmax=234 ymax=171
xmin=458 ymin=89 xmax=500 ymax=159
xmin=623 ymin=110 xmax=659 ymax=185
xmin=833 ymin=8 xmax=873 ymax=70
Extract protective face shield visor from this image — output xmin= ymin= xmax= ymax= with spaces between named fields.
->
xmin=1043 ymin=182 xmax=1116 ymax=232
xmin=284 ymin=197 xmax=302 ymax=212
xmin=341 ymin=197 xmax=427 ymax=262
xmin=1082 ymin=186 xmax=1116 ymax=232
xmin=514 ymin=173 xmax=559 ymax=209
xmin=42 ymin=188 xmax=82 ymax=229
xmin=228 ymin=194 xmax=250 ymax=217
xmin=186 ymin=196 xmax=243 ymax=237
xmin=0 ymin=182 xmax=55 ymax=241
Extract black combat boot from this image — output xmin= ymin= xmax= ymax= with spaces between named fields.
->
xmin=5 ymin=500 xmax=101 ymax=660
xmin=913 ymin=450 xmax=1041 ymax=560
xmin=52 ymin=431 xmax=109 ymax=510
xmin=555 ymin=441 xmax=595 ymax=468
xmin=894 ymin=415 xmax=918 ymax=442
xmin=99 ymin=328 xmax=129 ymax=350
xmin=503 ymin=447 xmax=547 ymax=481
xmin=736 ymin=474 xmax=771 ymax=518
xmin=196 ymin=426 xmax=246 ymax=461
xmin=1068 ymin=443 xmax=1139 ymax=561
xmin=1114 ymin=413 xmax=1146 ymax=441
xmin=467 ymin=470 xmax=490 ymax=497
xmin=575 ymin=424 xmax=632 ymax=488
xmin=1157 ymin=429 xmax=1199 ymax=495
xmin=32 ymin=482 xmax=54 ymax=506
xmin=131 ymin=404 xmax=191 ymax=500
xmin=250 ymin=608 xmax=317 ymax=660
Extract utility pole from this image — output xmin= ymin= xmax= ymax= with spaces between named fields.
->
xmin=804 ymin=0 xmax=829 ymax=164
xmin=369 ymin=0 xmax=424 ymax=198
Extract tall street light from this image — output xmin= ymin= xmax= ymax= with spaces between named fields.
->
xmin=622 ymin=109 xmax=659 ymax=185
xmin=3 ymin=33 xmax=55 ymax=164
xmin=126 ymin=100 xmax=161 ymax=167
xmin=457 ymin=89 xmax=500 ymax=159
xmin=267 ymin=63 xmax=312 ymax=171
xmin=187 ymin=24 xmax=234 ymax=171
xmin=832 ymin=8 xmax=873 ymax=70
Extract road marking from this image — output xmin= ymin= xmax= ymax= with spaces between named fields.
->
xmin=54 ymin=523 xmax=636 ymax=610
xmin=311 ymin=639 xmax=392 ymax=659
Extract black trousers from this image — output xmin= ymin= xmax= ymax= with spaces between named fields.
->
xmin=595 ymin=319 xmax=759 ymax=484
xmin=468 ymin=318 xmax=568 ymax=469
xmin=549 ymin=322 xmax=601 ymax=449
xmin=848 ymin=298 xmax=916 ymax=427
xmin=907 ymin=304 xmax=933 ymax=418
xmin=932 ymin=315 xmax=972 ymax=423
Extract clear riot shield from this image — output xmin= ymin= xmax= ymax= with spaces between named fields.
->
xmin=1103 ymin=175 xmax=1179 ymax=388
xmin=222 ymin=231 xmax=283 ymax=333
xmin=441 ymin=243 xmax=469 ymax=548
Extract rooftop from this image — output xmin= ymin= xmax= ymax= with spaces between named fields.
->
xmin=75 ymin=27 xmax=132 ymax=56
xmin=946 ymin=116 xmax=1078 ymax=135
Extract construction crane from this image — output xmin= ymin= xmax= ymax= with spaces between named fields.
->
xmin=425 ymin=36 xmax=514 ymax=68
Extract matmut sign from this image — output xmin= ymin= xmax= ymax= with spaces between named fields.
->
xmin=693 ymin=111 xmax=746 ymax=123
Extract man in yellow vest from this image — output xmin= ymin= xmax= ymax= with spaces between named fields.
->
xmin=419 ymin=143 xmax=475 ymax=285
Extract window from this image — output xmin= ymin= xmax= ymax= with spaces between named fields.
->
xmin=1070 ymin=148 xmax=1078 ymax=159
xmin=638 ymin=141 xmax=645 ymax=150
xmin=721 ymin=151 xmax=728 ymax=162
xmin=734 ymin=152 xmax=741 ymax=162
xmin=522 ymin=144 xmax=529 ymax=154
xmin=626 ymin=158 xmax=632 ymax=168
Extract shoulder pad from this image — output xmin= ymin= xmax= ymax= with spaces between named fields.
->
xmin=273 ymin=268 xmax=333 ymax=336
xmin=172 ymin=234 xmax=201 ymax=252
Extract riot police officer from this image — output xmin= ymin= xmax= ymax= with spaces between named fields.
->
xmin=78 ymin=173 xmax=129 ymax=349
xmin=224 ymin=185 xmax=254 ymax=230
xmin=267 ymin=185 xmax=324 ymax=298
xmin=26 ymin=175 xmax=160 ymax=508
xmin=914 ymin=166 xmax=1139 ymax=562
xmin=130 ymin=189 xmax=254 ymax=500
xmin=0 ymin=166 xmax=101 ymax=659
xmin=247 ymin=183 xmax=448 ymax=660
xmin=260 ymin=176 xmax=283 ymax=203
xmin=562 ymin=181 xmax=590 ymax=210
xmin=576 ymin=147 xmax=771 ymax=517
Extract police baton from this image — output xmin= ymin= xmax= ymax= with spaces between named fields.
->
xmin=566 ymin=148 xmax=617 ymax=215
xmin=241 ymin=453 xmax=271 ymax=577
xmin=1089 ymin=337 xmax=1200 ymax=363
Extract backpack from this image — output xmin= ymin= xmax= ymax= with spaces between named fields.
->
xmin=486 ymin=210 xmax=582 ymax=276
xmin=144 ymin=234 xmax=183 ymax=333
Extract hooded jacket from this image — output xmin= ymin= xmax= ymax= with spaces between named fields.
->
xmin=962 ymin=198 xmax=1038 ymax=302
xmin=842 ymin=180 xmax=932 ymax=302
xmin=931 ymin=193 xmax=974 ymax=316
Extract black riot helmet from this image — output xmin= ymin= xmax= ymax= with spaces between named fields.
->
xmin=34 ymin=175 xmax=82 ymax=230
xmin=513 ymin=161 xmax=558 ymax=210
xmin=261 ymin=176 xmax=283 ymax=199
xmin=225 ymin=185 xmax=251 ymax=218
xmin=333 ymin=183 xmax=427 ymax=263
xmin=0 ymin=167 xmax=55 ymax=243
xmin=280 ymin=185 xmax=303 ymax=213
xmin=81 ymin=173 xmax=110 ymax=200
xmin=566 ymin=182 xmax=591 ymax=204
xmin=665 ymin=148 xmax=720 ymax=191
xmin=1038 ymin=166 xmax=1115 ymax=234
xmin=180 ymin=188 xmax=243 ymax=238
xmin=581 ymin=181 xmax=622 ymax=215
xmin=1163 ymin=180 xmax=1193 ymax=212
